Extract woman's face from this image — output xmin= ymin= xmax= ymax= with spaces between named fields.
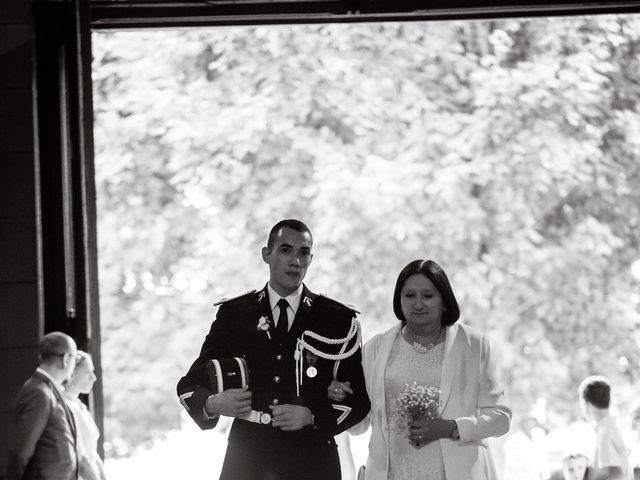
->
xmin=400 ymin=274 xmax=444 ymax=330
xmin=68 ymin=357 xmax=97 ymax=395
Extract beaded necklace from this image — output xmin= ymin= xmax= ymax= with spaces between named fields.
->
xmin=402 ymin=327 xmax=444 ymax=354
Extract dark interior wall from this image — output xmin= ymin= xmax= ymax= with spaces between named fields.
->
xmin=0 ymin=0 xmax=41 ymax=476
xmin=1 ymin=1 xmax=639 ymax=478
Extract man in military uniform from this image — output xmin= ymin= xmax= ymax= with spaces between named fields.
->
xmin=177 ymin=219 xmax=370 ymax=480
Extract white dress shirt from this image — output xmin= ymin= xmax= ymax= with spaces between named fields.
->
xmin=267 ymin=283 xmax=303 ymax=331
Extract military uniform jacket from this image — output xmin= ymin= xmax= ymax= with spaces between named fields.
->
xmin=176 ymin=284 xmax=370 ymax=479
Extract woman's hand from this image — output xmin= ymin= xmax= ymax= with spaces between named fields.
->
xmin=327 ymin=380 xmax=353 ymax=402
xmin=408 ymin=418 xmax=457 ymax=448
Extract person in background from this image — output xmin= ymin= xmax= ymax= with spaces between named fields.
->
xmin=579 ymin=375 xmax=631 ymax=480
xmin=503 ymin=415 xmax=550 ymax=480
xmin=626 ymin=401 xmax=640 ymax=480
xmin=6 ymin=331 xmax=78 ymax=480
xmin=63 ymin=351 xmax=107 ymax=480
xmin=548 ymin=452 xmax=595 ymax=480
xmin=330 ymin=259 xmax=511 ymax=480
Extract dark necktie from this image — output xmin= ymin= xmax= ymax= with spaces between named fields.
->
xmin=276 ymin=298 xmax=289 ymax=343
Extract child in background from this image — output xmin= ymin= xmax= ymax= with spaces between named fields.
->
xmin=578 ymin=376 xmax=631 ymax=480
xmin=548 ymin=452 xmax=594 ymax=480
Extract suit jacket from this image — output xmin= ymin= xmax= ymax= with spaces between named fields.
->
xmin=7 ymin=371 xmax=78 ymax=480
xmin=176 ymin=284 xmax=371 ymax=480
xmin=353 ymin=323 xmax=511 ymax=480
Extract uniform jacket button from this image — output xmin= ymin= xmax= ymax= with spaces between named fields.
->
xmin=274 ymin=375 xmax=281 ymax=383
xmin=272 ymin=399 xmax=279 ymax=405
xmin=276 ymin=354 xmax=282 ymax=360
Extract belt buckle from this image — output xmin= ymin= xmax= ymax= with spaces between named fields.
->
xmin=259 ymin=412 xmax=272 ymax=424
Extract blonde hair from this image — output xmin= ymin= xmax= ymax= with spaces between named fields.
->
xmin=74 ymin=350 xmax=91 ymax=367
xmin=62 ymin=350 xmax=92 ymax=387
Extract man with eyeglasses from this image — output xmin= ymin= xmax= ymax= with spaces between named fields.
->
xmin=7 ymin=331 xmax=79 ymax=480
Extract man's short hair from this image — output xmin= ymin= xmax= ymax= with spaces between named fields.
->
xmin=579 ymin=375 xmax=611 ymax=409
xmin=39 ymin=332 xmax=74 ymax=362
xmin=266 ymin=219 xmax=313 ymax=251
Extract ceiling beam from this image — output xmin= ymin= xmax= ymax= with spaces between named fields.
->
xmin=90 ymin=0 xmax=640 ymax=29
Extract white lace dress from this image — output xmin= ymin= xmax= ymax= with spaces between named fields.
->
xmin=384 ymin=334 xmax=446 ymax=480
xmin=65 ymin=396 xmax=105 ymax=480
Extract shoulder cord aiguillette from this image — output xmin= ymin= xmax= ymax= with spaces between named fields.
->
xmin=293 ymin=318 xmax=362 ymax=397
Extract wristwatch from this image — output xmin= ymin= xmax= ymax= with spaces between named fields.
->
xmin=203 ymin=394 xmax=220 ymax=420
xmin=451 ymin=422 xmax=460 ymax=440
xmin=205 ymin=394 xmax=217 ymax=414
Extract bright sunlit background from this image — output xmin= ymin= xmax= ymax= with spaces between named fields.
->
xmin=92 ymin=15 xmax=640 ymax=480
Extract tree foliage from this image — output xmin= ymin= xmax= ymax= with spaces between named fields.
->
xmin=92 ymin=16 xmax=640 ymax=456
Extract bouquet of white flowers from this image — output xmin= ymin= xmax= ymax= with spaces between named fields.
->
xmin=392 ymin=381 xmax=440 ymax=432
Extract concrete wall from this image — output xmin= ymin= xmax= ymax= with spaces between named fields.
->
xmin=0 ymin=0 xmax=41 ymax=476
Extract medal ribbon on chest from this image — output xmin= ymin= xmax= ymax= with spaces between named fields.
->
xmin=293 ymin=318 xmax=362 ymax=397
xmin=305 ymin=351 xmax=318 ymax=378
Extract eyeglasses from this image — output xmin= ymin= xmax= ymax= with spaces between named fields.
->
xmin=57 ymin=351 xmax=78 ymax=361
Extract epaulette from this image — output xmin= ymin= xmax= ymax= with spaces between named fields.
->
xmin=317 ymin=292 xmax=360 ymax=315
xmin=213 ymin=290 xmax=256 ymax=307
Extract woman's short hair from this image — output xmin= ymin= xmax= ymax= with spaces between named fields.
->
xmin=74 ymin=350 xmax=91 ymax=367
xmin=392 ymin=259 xmax=460 ymax=326
xmin=579 ymin=375 xmax=611 ymax=409
xmin=62 ymin=350 xmax=91 ymax=387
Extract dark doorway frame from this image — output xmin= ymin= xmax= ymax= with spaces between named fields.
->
xmin=90 ymin=0 xmax=640 ymax=29
xmin=35 ymin=0 xmax=640 ymax=453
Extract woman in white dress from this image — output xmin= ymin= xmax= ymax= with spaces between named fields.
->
xmin=63 ymin=351 xmax=107 ymax=480
xmin=329 ymin=259 xmax=511 ymax=480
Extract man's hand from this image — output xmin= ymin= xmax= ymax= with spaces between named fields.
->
xmin=269 ymin=404 xmax=313 ymax=431
xmin=206 ymin=386 xmax=252 ymax=418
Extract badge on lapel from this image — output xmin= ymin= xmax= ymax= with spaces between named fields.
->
xmin=257 ymin=316 xmax=271 ymax=340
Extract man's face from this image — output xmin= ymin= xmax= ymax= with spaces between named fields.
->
xmin=262 ymin=227 xmax=313 ymax=297
xmin=563 ymin=455 xmax=588 ymax=480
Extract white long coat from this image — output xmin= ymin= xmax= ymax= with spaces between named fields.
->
xmin=352 ymin=323 xmax=511 ymax=480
